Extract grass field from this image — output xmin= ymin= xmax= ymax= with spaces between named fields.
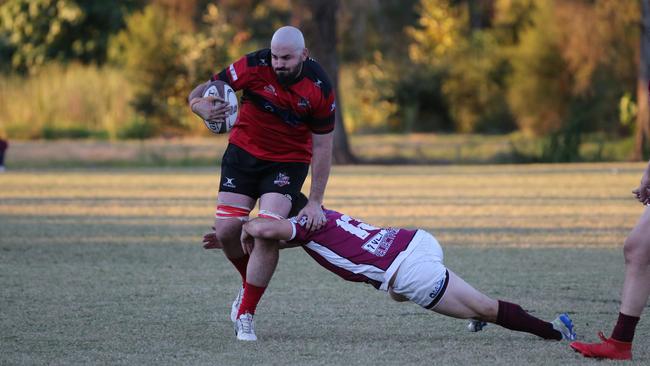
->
xmin=1 ymin=163 xmax=649 ymax=365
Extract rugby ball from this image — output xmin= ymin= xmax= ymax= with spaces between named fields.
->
xmin=202 ymin=80 xmax=239 ymax=134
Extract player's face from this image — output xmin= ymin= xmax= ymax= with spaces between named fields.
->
xmin=271 ymin=46 xmax=306 ymax=85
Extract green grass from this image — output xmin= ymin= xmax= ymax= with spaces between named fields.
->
xmin=1 ymin=164 xmax=649 ymax=365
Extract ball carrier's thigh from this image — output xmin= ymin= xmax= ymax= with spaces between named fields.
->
xmin=257 ymin=158 xmax=309 ymax=216
xmin=214 ymin=144 xmax=309 ymax=255
xmin=214 ymin=144 xmax=261 ymax=258
xmin=255 ymin=161 xmax=308 ymax=219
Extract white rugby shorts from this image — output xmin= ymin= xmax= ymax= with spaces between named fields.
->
xmin=390 ymin=231 xmax=449 ymax=309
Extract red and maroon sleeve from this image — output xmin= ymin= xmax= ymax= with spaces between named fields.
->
xmin=211 ymin=55 xmax=250 ymax=91
xmin=308 ymin=91 xmax=336 ymax=135
xmin=288 ymin=216 xmax=311 ymax=244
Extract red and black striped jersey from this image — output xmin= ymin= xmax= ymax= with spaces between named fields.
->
xmin=213 ymin=49 xmax=336 ymax=163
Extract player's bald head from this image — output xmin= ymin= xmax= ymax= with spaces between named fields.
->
xmin=271 ymin=26 xmax=305 ymax=52
xmin=270 ymin=26 xmax=308 ymax=85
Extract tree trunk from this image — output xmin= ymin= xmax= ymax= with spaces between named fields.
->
xmin=467 ymin=0 xmax=494 ymax=31
xmin=634 ymin=0 xmax=650 ymax=160
xmin=293 ymin=0 xmax=357 ymax=164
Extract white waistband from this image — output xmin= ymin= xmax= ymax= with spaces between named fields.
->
xmin=380 ymin=229 xmax=430 ymax=291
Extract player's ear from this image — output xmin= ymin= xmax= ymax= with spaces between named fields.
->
xmin=301 ymin=47 xmax=309 ymax=61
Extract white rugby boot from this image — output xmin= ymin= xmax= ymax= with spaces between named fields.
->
xmin=234 ymin=313 xmax=257 ymax=341
xmin=551 ymin=313 xmax=577 ymax=341
xmin=230 ymin=286 xmax=244 ymax=323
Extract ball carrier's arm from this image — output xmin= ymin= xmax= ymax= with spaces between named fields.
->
xmin=187 ymin=82 xmax=228 ymax=122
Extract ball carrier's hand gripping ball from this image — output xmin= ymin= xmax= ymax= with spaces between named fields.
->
xmin=202 ymin=80 xmax=239 ymax=134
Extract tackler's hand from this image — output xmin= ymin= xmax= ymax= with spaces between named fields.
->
xmin=240 ymin=227 xmax=255 ymax=255
xmin=297 ymin=199 xmax=326 ymax=232
xmin=202 ymin=226 xmax=223 ymax=250
xmin=633 ymin=171 xmax=650 ymax=206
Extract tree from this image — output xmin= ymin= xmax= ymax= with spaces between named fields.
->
xmin=635 ymin=0 xmax=650 ymax=160
xmin=109 ymin=4 xmax=187 ymax=133
xmin=0 ymin=0 xmax=144 ymax=73
xmin=292 ymin=0 xmax=356 ymax=164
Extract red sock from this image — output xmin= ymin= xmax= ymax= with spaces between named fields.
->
xmin=227 ymin=254 xmax=249 ymax=285
xmin=236 ymin=282 xmax=267 ymax=319
xmin=496 ymin=300 xmax=562 ymax=340
xmin=611 ymin=312 xmax=640 ymax=343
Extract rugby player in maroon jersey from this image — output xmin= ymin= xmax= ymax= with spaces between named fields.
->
xmin=188 ymin=26 xmax=336 ymax=339
xmin=203 ymin=194 xmax=577 ymax=342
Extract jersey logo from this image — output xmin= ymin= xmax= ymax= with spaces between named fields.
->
xmin=229 ymin=64 xmax=238 ymax=81
xmin=361 ymin=228 xmax=398 ymax=257
xmin=297 ymin=97 xmax=310 ymax=109
xmin=429 ymin=277 xmax=446 ymax=298
xmin=273 ymin=172 xmax=291 ymax=187
xmin=223 ymin=177 xmax=236 ymax=188
xmin=314 ymin=79 xmax=323 ymax=88
xmin=259 ymin=58 xmax=268 ymax=66
xmin=290 ymin=216 xmax=309 ymax=226
xmin=264 ymin=84 xmax=277 ymax=96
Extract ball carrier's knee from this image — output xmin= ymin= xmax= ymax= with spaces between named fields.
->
xmin=214 ymin=204 xmax=251 ymax=257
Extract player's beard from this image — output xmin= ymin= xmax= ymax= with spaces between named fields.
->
xmin=275 ymin=63 xmax=303 ymax=86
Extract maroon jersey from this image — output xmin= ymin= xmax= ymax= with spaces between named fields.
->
xmin=213 ymin=49 xmax=336 ymax=163
xmin=288 ymin=209 xmax=418 ymax=290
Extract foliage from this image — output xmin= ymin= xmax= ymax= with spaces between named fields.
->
xmin=619 ymin=92 xmax=637 ymax=129
xmin=116 ymin=116 xmax=155 ymax=140
xmin=108 ymin=5 xmax=187 ymax=133
xmin=109 ymin=3 xmax=249 ymax=134
xmin=491 ymin=0 xmax=537 ymax=45
xmin=0 ymin=0 xmax=644 ymax=149
xmin=407 ymin=0 xmax=516 ymax=133
xmin=339 ymin=54 xmax=398 ymax=133
xmin=0 ymin=63 xmax=135 ymax=139
xmin=505 ymin=0 xmax=640 ymax=160
xmin=338 ymin=0 xmax=420 ymax=63
xmin=506 ymin=1 xmax=568 ymax=135
xmin=407 ymin=0 xmax=464 ymax=65
xmin=392 ymin=67 xmax=452 ymax=132
xmin=442 ymin=31 xmax=515 ymax=133
xmin=0 ymin=0 xmax=143 ymax=74
xmin=181 ymin=3 xmax=252 ymax=88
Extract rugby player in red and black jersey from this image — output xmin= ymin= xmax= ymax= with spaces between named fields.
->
xmin=188 ymin=26 xmax=335 ymax=338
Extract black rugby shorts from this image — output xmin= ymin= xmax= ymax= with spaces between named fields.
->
xmin=218 ymin=143 xmax=309 ymax=200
